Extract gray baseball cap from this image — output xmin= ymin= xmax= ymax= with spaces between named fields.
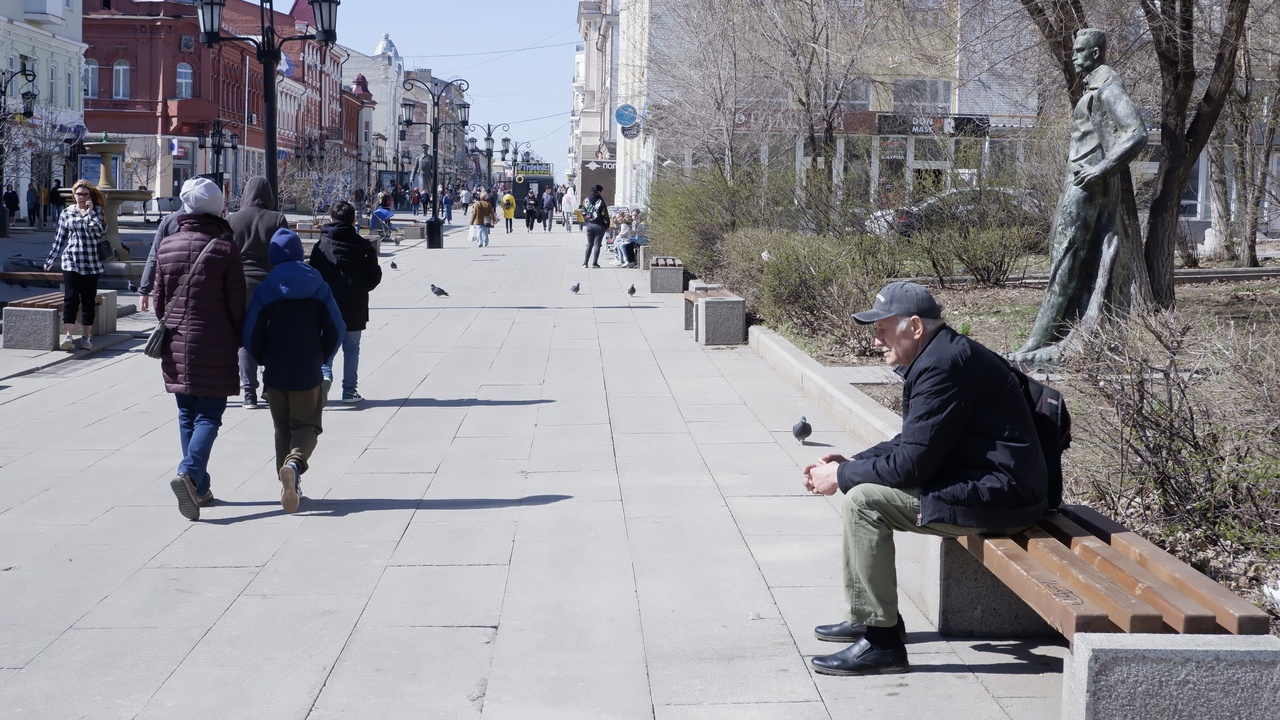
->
xmin=853 ymin=281 xmax=942 ymax=325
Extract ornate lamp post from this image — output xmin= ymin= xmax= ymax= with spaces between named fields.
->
xmin=467 ymin=122 xmax=506 ymax=190
xmin=500 ymin=136 xmax=531 ymax=184
xmin=0 ymin=68 xmax=37 ymax=238
xmin=400 ymin=77 xmax=469 ymax=247
xmin=197 ymin=118 xmax=240 ymax=188
xmin=195 ymin=0 xmax=339 ymax=200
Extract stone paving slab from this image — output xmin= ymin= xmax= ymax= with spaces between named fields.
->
xmin=0 ymin=225 xmax=1064 ymax=717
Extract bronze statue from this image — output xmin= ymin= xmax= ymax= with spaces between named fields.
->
xmin=1012 ymin=29 xmax=1148 ymax=366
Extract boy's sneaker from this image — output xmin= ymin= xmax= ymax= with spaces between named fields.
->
xmin=243 ymin=391 xmax=258 ymax=409
xmin=75 ymin=335 xmax=92 ymax=350
xmin=279 ymin=461 xmax=301 ymax=513
xmin=341 ymin=391 xmax=363 ymax=405
xmin=60 ymin=334 xmax=75 ymax=351
xmin=196 ymin=491 xmax=216 ymax=507
xmin=169 ymin=473 xmax=200 ymax=521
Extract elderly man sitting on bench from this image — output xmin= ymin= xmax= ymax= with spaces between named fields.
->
xmin=802 ymin=281 xmax=1049 ymax=676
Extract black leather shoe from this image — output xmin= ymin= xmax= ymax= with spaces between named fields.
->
xmin=814 ymin=615 xmax=907 ymax=644
xmin=810 ymin=637 xmax=910 ymax=676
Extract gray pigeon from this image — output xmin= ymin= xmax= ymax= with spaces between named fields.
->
xmin=570 ymin=282 xmax=580 ymax=294
xmin=431 ymin=284 xmax=449 ymax=297
xmin=390 ymin=261 xmax=398 ymax=269
xmin=627 ymin=284 xmax=636 ymax=297
xmin=792 ymin=416 xmax=812 ymax=445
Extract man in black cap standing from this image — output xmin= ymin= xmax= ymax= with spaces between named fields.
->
xmin=801 ymin=281 xmax=1048 ymax=676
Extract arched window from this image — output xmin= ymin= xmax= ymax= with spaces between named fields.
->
xmin=48 ymin=64 xmax=57 ymax=106
xmin=112 ymin=60 xmax=130 ymax=100
xmin=83 ymin=60 xmax=98 ymax=98
xmin=176 ymin=63 xmax=193 ymax=99
xmin=66 ymin=71 xmax=73 ymax=107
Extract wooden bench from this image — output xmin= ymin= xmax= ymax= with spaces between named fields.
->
xmin=648 ymin=256 xmax=686 ymax=293
xmin=2 ymin=290 xmax=117 ymax=350
xmin=956 ymin=504 xmax=1270 ymax=641
xmin=0 ymin=271 xmax=64 ymax=290
xmin=682 ymin=288 xmax=745 ymax=345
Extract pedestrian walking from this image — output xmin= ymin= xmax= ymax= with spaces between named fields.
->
xmin=581 ymin=184 xmax=610 ymax=268
xmin=43 ymin=179 xmax=108 ymax=351
xmin=309 ymin=201 xmax=381 ymax=405
xmin=153 ymin=177 xmax=246 ymax=521
xmin=411 ymin=187 xmax=421 ymax=216
xmin=227 ymin=176 xmax=289 ymax=410
xmin=561 ymin=185 xmax=578 ymax=231
xmin=469 ymin=191 xmax=497 ymax=247
xmin=38 ymin=183 xmax=50 ymax=228
xmin=442 ymin=191 xmax=453 ymax=223
xmin=524 ymin=192 xmax=539 ymax=233
xmin=541 ymin=187 xmax=557 ymax=232
xmin=501 ymin=191 xmax=516 ymax=233
xmin=50 ymin=179 xmax=65 ymax=218
xmin=137 ymin=185 xmax=149 ymax=223
xmin=4 ymin=183 xmax=19 ymax=223
xmin=244 ymin=228 xmax=345 ymax=513
xmin=460 ymin=187 xmax=471 ymax=214
xmin=26 ymin=182 xmax=39 ymax=227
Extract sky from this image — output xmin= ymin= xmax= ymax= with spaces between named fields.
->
xmin=335 ymin=0 xmax=584 ymax=183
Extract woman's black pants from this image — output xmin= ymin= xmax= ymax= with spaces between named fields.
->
xmin=584 ymin=224 xmax=606 ymax=266
xmin=62 ymin=271 xmax=99 ymax=327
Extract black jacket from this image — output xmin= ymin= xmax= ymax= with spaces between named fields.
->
xmin=838 ymin=326 xmax=1048 ymax=528
xmin=309 ymin=222 xmax=382 ymax=331
xmin=227 ymin=177 xmax=288 ymax=285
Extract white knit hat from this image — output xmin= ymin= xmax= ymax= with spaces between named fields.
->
xmin=180 ymin=177 xmax=224 ymax=216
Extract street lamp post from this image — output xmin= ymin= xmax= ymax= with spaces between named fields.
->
xmin=195 ymin=0 xmax=339 ymax=201
xmin=197 ymin=118 xmax=240 ymax=189
xmin=0 ymin=68 xmax=38 ymax=238
xmin=400 ymin=76 xmax=470 ymax=247
xmin=466 ymin=122 xmax=507 ymax=191
xmin=501 ymin=136 xmax=531 ymax=185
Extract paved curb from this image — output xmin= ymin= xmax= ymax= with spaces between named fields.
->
xmin=747 ymin=325 xmax=899 ymax=448
xmin=0 ymin=331 xmax=141 ymax=382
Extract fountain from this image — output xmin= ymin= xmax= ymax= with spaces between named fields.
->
xmin=66 ymin=141 xmax=153 ymax=261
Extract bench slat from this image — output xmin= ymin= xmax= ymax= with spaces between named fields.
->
xmin=0 ymin=271 xmax=63 ymax=283
xmin=1039 ymin=514 xmax=1220 ymax=634
xmin=1061 ymin=505 xmax=1272 ymax=635
xmin=8 ymin=292 xmax=102 ymax=309
xmin=1019 ymin=527 xmax=1166 ymax=633
xmin=956 ymin=534 xmax=1115 ymax=641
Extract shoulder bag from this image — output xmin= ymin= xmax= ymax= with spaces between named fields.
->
xmin=143 ymin=240 xmax=217 ymax=359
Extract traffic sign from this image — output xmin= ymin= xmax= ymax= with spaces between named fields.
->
xmin=621 ymin=123 xmax=641 ymax=139
xmin=615 ymin=104 xmax=639 ymax=127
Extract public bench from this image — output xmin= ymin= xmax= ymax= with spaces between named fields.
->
xmin=649 ymin=256 xmax=686 ymax=293
xmin=2 ymin=289 xmax=118 ymax=350
xmin=683 ymin=283 xmax=746 ymax=346
xmin=895 ymin=502 xmax=1278 ymax=719
xmin=0 ymin=271 xmax=64 ymax=288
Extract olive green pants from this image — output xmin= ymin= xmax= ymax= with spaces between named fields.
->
xmin=842 ymin=483 xmax=1001 ymax=627
xmin=265 ymin=386 xmax=325 ymax=475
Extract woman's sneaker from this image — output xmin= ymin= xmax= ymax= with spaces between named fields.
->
xmin=60 ymin=334 xmax=75 ymax=351
xmin=75 ymin=335 xmax=92 ymax=350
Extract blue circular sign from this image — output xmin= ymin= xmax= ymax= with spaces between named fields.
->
xmin=615 ymin=104 xmax=639 ymax=127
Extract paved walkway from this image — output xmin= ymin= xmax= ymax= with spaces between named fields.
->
xmin=0 ymin=224 xmax=1064 ymax=718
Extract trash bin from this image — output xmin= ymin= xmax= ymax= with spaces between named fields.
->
xmin=426 ymin=218 xmax=443 ymax=249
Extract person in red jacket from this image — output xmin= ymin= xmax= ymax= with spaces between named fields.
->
xmin=153 ymin=177 xmax=246 ymax=521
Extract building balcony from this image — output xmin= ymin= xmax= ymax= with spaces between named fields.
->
xmin=24 ymin=0 xmax=67 ymax=26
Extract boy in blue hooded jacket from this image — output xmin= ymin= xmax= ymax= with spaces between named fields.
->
xmin=243 ymin=228 xmax=345 ymax=512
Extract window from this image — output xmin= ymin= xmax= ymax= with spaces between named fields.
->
xmin=112 ymin=60 xmax=130 ymax=100
xmin=842 ymin=81 xmax=871 ymax=112
xmin=49 ymin=64 xmax=57 ymax=106
xmin=892 ymin=79 xmax=952 ymax=115
xmin=83 ymin=60 xmax=98 ymax=98
xmin=66 ymin=71 xmax=73 ymax=106
xmin=176 ymin=63 xmax=193 ymax=99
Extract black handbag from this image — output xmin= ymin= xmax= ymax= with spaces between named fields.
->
xmin=96 ymin=238 xmax=114 ymax=262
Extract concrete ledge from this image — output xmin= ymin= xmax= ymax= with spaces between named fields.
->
xmin=1063 ymin=633 xmax=1280 ymax=720
xmin=649 ymin=261 xmax=686 ymax=293
xmin=2 ymin=307 xmax=59 ymax=350
xmin=695 ymin=296 xmax=746 ymax=345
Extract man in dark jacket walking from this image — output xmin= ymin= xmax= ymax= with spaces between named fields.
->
xmin=243 ymin=228 xmax=345 ymax=513
xmin=227 ymin=177 xmax=289 ymax=409
xmin=802 ymin=281 xmax=1048 ymax=676
xmin=154 ymin=177 xmax=246 ymax=521
xmin=309 ymin=201 xmax=381 ymax=404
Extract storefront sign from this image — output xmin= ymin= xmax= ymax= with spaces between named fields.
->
xmin=876 ymin=114 xmax=989 ymax=137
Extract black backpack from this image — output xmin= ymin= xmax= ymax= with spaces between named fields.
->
xmin=1008 ymin=365 xmax=1073 ymax=509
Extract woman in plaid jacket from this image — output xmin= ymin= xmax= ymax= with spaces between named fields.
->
xmin=43 ymin=180 xmax=107 ymax=351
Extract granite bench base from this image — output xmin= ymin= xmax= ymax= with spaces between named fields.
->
xmin=2 ymin=290 xmax=118 ymax=350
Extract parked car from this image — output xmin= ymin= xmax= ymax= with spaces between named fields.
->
xmin=867 ymin=187 xmax=1048 ymax=238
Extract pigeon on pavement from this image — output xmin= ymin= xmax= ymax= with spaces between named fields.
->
xmin=570 ymin=282 xmax=580 ymax=294
xmin=390 ymin=261 xmax=398 ymax=269
xmin=431 ymin=284 xmax=449 ymax=297
xmin=792 ymin=416 xmax=813 ymax=445
xmin=627 ymin=284 xmax=636 ymax=297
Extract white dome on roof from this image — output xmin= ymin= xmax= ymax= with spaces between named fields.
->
xmin=374 ymin=34 xmax=401 ymax=60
